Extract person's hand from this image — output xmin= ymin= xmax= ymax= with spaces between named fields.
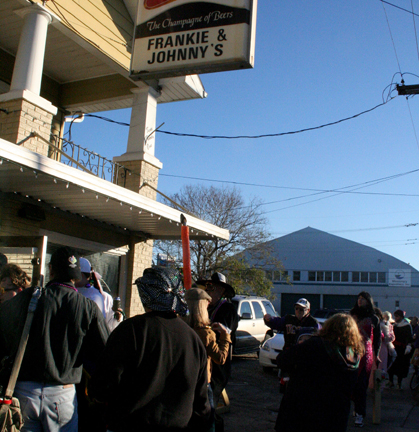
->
xmin=405 ymin=345 xmax=412 ymax=355
xmin=114 ymin=308 xmax=124 ymax=322
xmin=211 ymin=322 xmax=229 ymax=335
xmin=264 ymin=314 xmax=272 ymax=324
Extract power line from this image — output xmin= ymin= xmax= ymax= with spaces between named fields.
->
xmin=380 ymin=0 xmax=419 ymax=18
xmin=157 ymin=101 xmax=392 ymax=140
xmin=76 ymin=97 xmax=394 ymax=139
xmin=78 ymin=99 xmax=394 ymax=140
xmin=160 ymin=167 xmax=419 ymax=200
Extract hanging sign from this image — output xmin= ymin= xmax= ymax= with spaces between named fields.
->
xmin=130 ymin=0 xmax=257 ymax=81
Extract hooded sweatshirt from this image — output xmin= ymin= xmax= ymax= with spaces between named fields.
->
xmin=275 ymin=336 xmax=360 ymax=432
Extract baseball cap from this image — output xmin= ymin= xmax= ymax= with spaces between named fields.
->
xmin=79 ymin=258 xmax=92 ymax=274
xmin=295 ymin=298 xmax=310 ymax=310
xmin=50 ymin=246 xmax=82 ymax=281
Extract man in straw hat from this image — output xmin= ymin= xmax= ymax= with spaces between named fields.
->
xmin=91 ymin=266 xmax=211 ymax=432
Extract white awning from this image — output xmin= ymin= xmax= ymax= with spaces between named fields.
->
xmin=0 ymin=139 xmax=229 ymax=241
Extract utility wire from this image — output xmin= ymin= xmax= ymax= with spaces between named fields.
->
xmin=411 ymin=0 xmax=419 ymax=62
xmin=79 ymin=99 xmax=394 ymax=140
xmin=381 ymin=0 xmax=403 ymax=74
xmin=380 ymin=0 xmax=419 ymax=18
xmin=161 ymin=167 xmax=419 ymax=200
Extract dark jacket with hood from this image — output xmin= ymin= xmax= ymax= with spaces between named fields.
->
xmin=275 ymin=336 xmax=359 ymax=432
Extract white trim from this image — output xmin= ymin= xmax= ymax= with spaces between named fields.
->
xmin=0 ymin=138 xmax=229 ymax=241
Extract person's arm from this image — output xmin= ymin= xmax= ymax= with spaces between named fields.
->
xmin=264 ymin=314 xmax=286 ymax=331
xmin=204 ymin=325 xmax=232 ymax=365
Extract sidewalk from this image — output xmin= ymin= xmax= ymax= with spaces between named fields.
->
xmin=347 ymin=380 xmax=419 ymax=432
xmin=223 ymin=354 xmax=419 ymax=432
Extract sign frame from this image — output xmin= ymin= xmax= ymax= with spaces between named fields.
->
xmin=130 ymin=0 xmax=258 ymax=81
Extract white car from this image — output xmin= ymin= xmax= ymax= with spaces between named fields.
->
xmin=259 ymin=332 xmax=285 ymax=371
xmin=231 ymin=295 xmax=278 ymax=354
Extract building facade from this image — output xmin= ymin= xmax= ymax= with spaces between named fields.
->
xmin=263 ymin=227 xmax=419 ymax=317
xmin=0 ymin=0 xmax=228 ymax=317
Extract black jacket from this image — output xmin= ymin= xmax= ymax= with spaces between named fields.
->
xmin=267 ymin=313 xmax=319 ymax=349
xmin=208 ymin=300 xmax=238 ymax=390
xmin=91 ymin=311 xmax=211 ymax=432
xmin=0 ymin=282 xmax=109 ymax=385
xmin=276 ymin=336 xmax=359 ymax=432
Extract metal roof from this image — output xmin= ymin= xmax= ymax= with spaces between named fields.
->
xmin=0 ymin=139 xmax=229 ymax=241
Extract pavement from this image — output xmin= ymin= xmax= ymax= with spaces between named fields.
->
xmin=221 ymin=353 xmax=419 ymax=432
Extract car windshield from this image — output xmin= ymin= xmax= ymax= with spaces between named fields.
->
xmin=262 ymin=301 xmax=277 ymax=317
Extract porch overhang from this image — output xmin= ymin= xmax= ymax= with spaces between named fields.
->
xmin=0 ymin=139 xmax=229 ymax=241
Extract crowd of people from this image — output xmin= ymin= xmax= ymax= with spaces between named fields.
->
xmin=267 ymin=292 xmax=419 ymax=431
xmin=0 ymin=249 xmax=238 ymax=432
xmin=1 ymin=250 xmax=419 ymax=432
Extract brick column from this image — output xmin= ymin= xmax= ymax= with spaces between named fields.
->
xmin=0 ymin=98 xmax=53 ymax=155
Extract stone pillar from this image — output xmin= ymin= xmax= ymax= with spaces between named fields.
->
xmin=0 ymin=4 xmax=58 ymax=155
xmin=114 ymin=87 xmax=163 ymax=317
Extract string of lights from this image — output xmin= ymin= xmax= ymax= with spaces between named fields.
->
xmin=0 ymin=157 xmax=215 ymax=239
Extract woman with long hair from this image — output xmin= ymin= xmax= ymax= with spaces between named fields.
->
xmin=350 ymin=291 xmax=381 ymax=428
xmin=275 ymin=313 xmax=364 ymax=432
xmin=184 ymin=288 xmax=232 ymax=431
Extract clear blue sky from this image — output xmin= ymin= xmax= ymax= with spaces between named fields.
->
xmin=66 ymin=1 xmax=419 ymax=270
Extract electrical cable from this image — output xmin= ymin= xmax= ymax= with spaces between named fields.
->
xmin=380 ymin=0 xmax=419 ymax=18
xmin=49 ymin=0 xmax=129 ymax=57
xmin=160 ymin=167 xmax=419 ymax=201
xmin=381 ymin=0 xmax=403 ymax=74
xmin=78 ymin=99 xmax=394 ymax=141
xmin=411 ymin=0 xmax=419 ymax=62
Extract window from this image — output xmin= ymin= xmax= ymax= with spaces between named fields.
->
xmin=378 ymin=272 xmax=386 ymax=283
xmin=265 ymin=270 xmax=273 ymax=281
xmin=273 ymin=271 xmax=281 ymax=281
xmin=361 ymin=272 xmax=368 ymax=283
xmin=293 ymin=271 xmax=301 ymax=281
xmin=352 ymin=272 xmax=360 ymax=283
xmin=252 ymin=301 xmax=264 ymax=319
xmin=240 ymin=301 xmax=252 ymax=317
xmin=369 ymin=272 xmax=377 ymax=283
xmin=262 ymin=301 xmax=276 ymax=317
xmin=308 ymin=270 xmax=350 ymax=283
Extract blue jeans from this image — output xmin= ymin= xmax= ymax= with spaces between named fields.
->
xmin=14 ymin=381 xmax=78 ymax=432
